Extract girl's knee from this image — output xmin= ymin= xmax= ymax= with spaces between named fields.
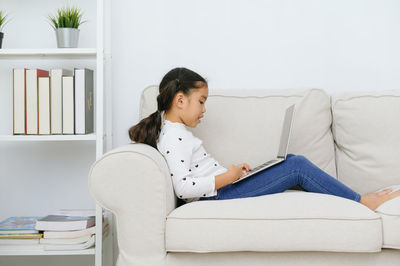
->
xmin=287 ymin=154 xmax=308 ymax=165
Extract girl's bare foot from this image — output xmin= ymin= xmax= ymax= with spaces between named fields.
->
xmin=360 ymin=188 xmax=400 ymax=211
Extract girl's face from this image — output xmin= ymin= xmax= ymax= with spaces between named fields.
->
xmin=181 ymin=85 xmax=208 ymax=128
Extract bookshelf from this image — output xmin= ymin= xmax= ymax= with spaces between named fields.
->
xmin=0 ymin=1 xmax=112 ymax=266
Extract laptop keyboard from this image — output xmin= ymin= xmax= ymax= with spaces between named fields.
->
xmin=250 ymin=159 xmax=280 ymax=172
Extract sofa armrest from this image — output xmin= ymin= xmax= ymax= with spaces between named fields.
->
xmin=88 ymin=143 xmax=176 ymax=266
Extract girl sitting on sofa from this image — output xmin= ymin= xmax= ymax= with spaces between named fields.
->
xmin=129 ymin=67 xmax=400 ymax=211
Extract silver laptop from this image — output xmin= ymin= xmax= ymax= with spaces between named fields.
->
xmin=232 ymin=104 xmax=296 ymax=184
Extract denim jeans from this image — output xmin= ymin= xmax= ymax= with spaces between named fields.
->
xmin=198 ymin=154 xmax=361 ymax=202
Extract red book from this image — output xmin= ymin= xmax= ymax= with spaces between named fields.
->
xmin=26 ymin=69 xmax=49 ymax=135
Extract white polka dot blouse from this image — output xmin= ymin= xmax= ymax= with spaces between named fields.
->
xmin=157 ymin=119 xmax=228 ymax=203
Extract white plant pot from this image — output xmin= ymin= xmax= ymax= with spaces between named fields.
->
xmin=55 ymin=28 xmax=80 ymax=48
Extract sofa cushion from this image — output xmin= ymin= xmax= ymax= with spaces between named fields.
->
xmin=166 ymin=191 xmax=382 ymax=253
xmin=331 ymin=91 xmax=400 ymax=194
xmin=140 ymin=86 xmax=337 ymax=178
xmin=375 ymin=185 xmax=400 ymax=249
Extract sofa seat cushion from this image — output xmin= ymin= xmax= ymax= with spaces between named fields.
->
xmin=166 ymin=191 xmax=382 ymax=253
xmin=375 ymin=185 xmax=400 ymax=249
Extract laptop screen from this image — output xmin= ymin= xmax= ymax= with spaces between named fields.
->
xmin=277 ymin=105 xmax=295 ymax=159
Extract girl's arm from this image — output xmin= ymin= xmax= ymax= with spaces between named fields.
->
xmin=215 ymin=163 xmax=251 ymax=190
xmin=215 ymin=172 xmax=235 ymax=190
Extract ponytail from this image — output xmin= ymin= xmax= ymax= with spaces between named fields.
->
xmin=128 ymin=110 xmax=163 ymax=149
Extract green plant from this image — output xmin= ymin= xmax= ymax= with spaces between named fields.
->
xmin=48 ymin=6 xmax=86 ymax=29
xmin=0 ymin=10 xmax=9 ymax=32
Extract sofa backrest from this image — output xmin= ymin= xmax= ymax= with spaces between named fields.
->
xmin=140 ymin=86 xmax=337 ymax=179
xmin=331 ymin=90 xmax=400 ymax=194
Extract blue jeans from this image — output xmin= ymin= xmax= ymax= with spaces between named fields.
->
xmin=198 ymin=154 xmax=361 ymax=202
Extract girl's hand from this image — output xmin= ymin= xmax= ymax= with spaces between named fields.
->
xmin=227 ymin=163 xmax=252 ymax=183
xmin=239 ymin=163 xmax=251 ymax=175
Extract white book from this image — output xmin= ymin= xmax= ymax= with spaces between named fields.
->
xmin=26 ymin=69 xmax=49 ymax=135
xmin=74 ymin=68 xmax=94 ymax=134
xmin=35 ymin=215 xmax=95 ymax=231
xmin=50 ymin=69 xmax=73 ymax=134
xmin=62 ymin=76 xmax=74 ymax=134
xmin=0 ymin=238 xmax=39 ymax=245
xmin=44 ymin=225 xmax=96 ymax=239
xmin=43 ymin=235 xmax=95 ymax=251
xmin=52 ymin=209 xmax=96 ymax=217
xmin=13 ymin=68 xmax=27 ymax=135
xmin=40 ymin=234 xmax=92 ymax=245
xmin=26 ymin=70 xmax=38 ymax=135
xmin=38 ymin=77 xmax=51 ymax=135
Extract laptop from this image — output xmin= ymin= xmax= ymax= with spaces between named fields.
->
xmin=232 ymin=104 xmax=296 ymax=184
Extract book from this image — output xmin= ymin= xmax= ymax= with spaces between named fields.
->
xmin=13 ymin=68 xmax=28 ymax=135
xmin=0 ymin=233 xmax=42 ymax=239
xmin=44 ymin=225 xmax=96 ymax=239
xmin=0 ymin=230 xmax=38 ymax=235
xmin=40 ymin=234 xmax=92 ymax=245
xmin=62 ymin=76 xmax=75 ymax=134
xmin=52 ymin=209 xmax=96 ymax=217
xmin=26 ymin=69 xmax=49 ymax=135
xmin=0 ymin=216 xmax=42 ymax=232
xmin=38 ymin=77 xmax=51 ymax=134
xmin=74 ymin=68 xmax=94 ymax=134
xmin=35 ymin=215 xmax=95 ymax=231
xmin=0 ymin=238 xmax=40 ymax=245
xmin=50 ymin=69 xmax=73 ymax=134
xmin=42 ymin=235 xmax=95 ymax=251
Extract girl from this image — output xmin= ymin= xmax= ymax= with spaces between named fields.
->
xmin=129 ymin=67 xmax=400 ymax=211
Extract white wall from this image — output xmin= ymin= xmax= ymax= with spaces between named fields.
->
xmin=112 ymin=0 xmax=400 ymax=148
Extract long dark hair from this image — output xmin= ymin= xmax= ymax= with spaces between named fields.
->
xmin=129 ymin=67 xmax=207 ymax=149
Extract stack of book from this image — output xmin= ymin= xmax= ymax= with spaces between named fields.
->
xmin=35 ymin=209 xmax=106 ymax=251
xmin=0 ymin=216 xmax=43 ymax=247
xmin=13 ymin=68 xmax=94 ymax=135
xmin=0 ymin=210 xmax=109 ymax=251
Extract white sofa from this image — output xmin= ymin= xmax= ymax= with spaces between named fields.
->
xmin=89 ymin=86 xmax=400 ymax=266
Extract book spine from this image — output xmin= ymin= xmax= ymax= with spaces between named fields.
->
xmin=62 ymin=76 xmax=75 ymax=134
xmin=38 ymin=77 xmax=51 ymax=134
xmin=74 ymin=69 xmax=85 ymax=134
xmin=50 ymin=70 xmax=62 ymax=134
xmin=13 ymin=69 xmax=26 ymax=135
xmin=26 ymin=70 xmax=38 ymax=135
xmin=85 ymin=69 xmax=94 ymax=134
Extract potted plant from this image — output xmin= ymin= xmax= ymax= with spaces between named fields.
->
xmin=48 ymin=6 xmax=86 ymax=48
xmin=0 ymin=10 xmax=9 ymax=49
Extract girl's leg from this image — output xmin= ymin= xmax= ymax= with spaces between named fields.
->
xmin=203 ymin=154 xmax=361 ymax=202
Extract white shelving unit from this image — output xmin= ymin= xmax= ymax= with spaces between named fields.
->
xmin=0 ymin=1 xmax=112 ymax=266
